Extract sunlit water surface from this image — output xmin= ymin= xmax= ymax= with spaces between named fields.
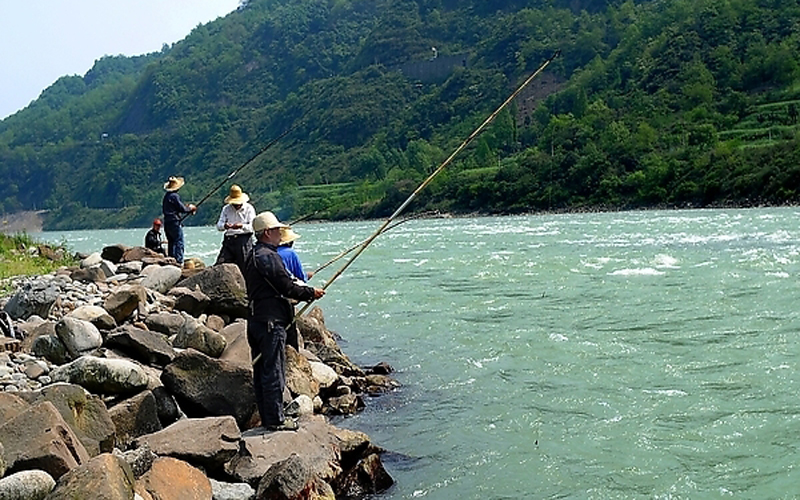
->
xmin=38 ymin=207 xmax=800 ymax=498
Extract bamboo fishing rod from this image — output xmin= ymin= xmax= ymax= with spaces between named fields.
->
xmin=295 ymin=50 xmax=561 ymax=317
xmin=310 ymin=211 xmax=442 ymax=276
xmin=179 ymin=115 xmax=307 ymax=222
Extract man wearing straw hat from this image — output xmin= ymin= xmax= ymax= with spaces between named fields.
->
xmin=215 ymin=184 xmax=256 ymax=273
xmin=244 ymin=211 xmax=325 ymax=431
xmin=162 ymin=176 xmax=197 ymax=265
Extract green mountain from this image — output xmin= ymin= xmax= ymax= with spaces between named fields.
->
xmin=2 ymin=0 xmax=800 ymax=230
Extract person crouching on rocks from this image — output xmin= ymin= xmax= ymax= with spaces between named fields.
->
xmin=162 ymin=176 xmax=197 ymax=265
xmin=244 ymin=211 xmax=325 ymax=431
xmin=215 ymin=184 xmax=255 ymax=274
xmin=144 ymin=218 xmax=167 ymax=255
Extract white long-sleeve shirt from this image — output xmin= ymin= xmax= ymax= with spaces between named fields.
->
xmin=216 ymin=202 xmax=256 ymax=236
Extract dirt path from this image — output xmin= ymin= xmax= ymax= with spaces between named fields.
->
xmin=0 ymin=211 xmax=45 ymax=233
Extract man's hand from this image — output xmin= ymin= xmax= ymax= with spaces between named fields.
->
xmin=312 ymin=288 xmax=325 ymax=300
xmin=188 ymin=204 xmax=197 ymax=213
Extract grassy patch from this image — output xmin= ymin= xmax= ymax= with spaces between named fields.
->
xmin=0 ymin=233 xmax=74 ymax=293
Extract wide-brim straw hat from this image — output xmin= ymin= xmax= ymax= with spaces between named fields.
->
xmin=224 ymin=184 xmax=250 ymax=205
xmin=253 ymin=211 xmax=289 ymax=233
xmin=280 ymin=227 xmax=300 ymax=245
xmin=163 ymin=176 xmax=185 ymax=192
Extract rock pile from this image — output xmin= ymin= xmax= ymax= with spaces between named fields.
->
xmin=0 ymin=244 xmax=398 ymax=499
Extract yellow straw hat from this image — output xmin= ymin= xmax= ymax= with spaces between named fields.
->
xmin=253 ymin=211 xmax=289 ymax=233
xmin=279 ymin=227 xmax=301 ymax=245
xmin=163 ymin=176 xmax=185 ymax=192
xmin=224 ymin=184 xmax=250 ymax=205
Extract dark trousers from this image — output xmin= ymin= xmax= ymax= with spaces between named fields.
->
xmin=215 ymin=233 xmax=253 ymax=274
xmin=247 ymin=319 xmax=286 ymax=427
xmin=163 ymin=220 xmax=185 ymax=264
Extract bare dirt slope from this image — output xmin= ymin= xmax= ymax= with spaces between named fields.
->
xmin=0 ymin=211 xmax=45 ymax=234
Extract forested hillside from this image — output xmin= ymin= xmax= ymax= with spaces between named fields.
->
xmin=2 ymin=0 xmax=800 ymax=229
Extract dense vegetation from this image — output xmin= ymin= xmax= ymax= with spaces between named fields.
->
xmin=2 ymin=0 xmax=800 ymax=229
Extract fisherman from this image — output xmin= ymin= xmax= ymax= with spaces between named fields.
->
xmin=277 ymin=226 xmax=315 ymax=350
xmin=277 ymin=226 xmax=314 ymax=282
xmin=162 ymin=176 xmax=197 ymax=265
xmin=144 ymin=218 xmax=166 ymax=255
xmin=244 ymin=211 xmax=325 ymax=431
xmin=215 ymin=184 xmax=256 ymax=273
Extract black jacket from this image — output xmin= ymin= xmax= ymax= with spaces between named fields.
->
xmin=144 ymin=229 xmax=164 ymax=253
xmin=244 ymin=241 xmax=315 ymax=324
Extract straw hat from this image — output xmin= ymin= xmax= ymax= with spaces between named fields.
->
xmin=224 ymin=185 xmax=250 ymax=205
xmin=279 ymin=227 xmax=300 ymax=245
xmin=253 ymin=211 xmax=288 ymax=233
xmin=163 ymin=176 xmax=185 ymax=192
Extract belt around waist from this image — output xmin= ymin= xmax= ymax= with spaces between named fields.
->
xmin=225 ymin=233 xmax=253 ymax=239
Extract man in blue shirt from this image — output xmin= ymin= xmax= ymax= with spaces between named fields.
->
xmin=277 ymin=227 xmax=314 ymax=282
xmin=162 ymin=176 xmax=197 ymax=264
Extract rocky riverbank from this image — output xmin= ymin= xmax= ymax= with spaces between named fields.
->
xmin=0 ymin=244 xmax=398 ymax=499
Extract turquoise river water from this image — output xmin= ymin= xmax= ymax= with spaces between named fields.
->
xmin=38 ymin=207 xmax=800 ymax=499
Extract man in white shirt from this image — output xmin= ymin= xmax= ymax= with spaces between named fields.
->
xmin=215 ymin=184 xmax=256 ymax=273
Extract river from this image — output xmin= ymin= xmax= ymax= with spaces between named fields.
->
xmin=38 ymin=207 xmax=800 ymax=498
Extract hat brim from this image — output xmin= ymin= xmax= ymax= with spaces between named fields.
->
xmin=280 ymin=228 xmax=300 ymax=244
xmin=224 ymin=193 xmax=250 ymax=204
xmin=164 ymin=177 xmax=185 ymax=191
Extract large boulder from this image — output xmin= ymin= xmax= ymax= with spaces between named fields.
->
xmin=160 ymin=349 xmax=255 ymax=428
xmin=136 ymin=457 xmax=212 ymax=500
xmin=140 ymin=264 xmax=182 ymax=294
xmin=51 ymin=356 xmax=149 ymax=395
xmin=285 ymin=346 xmax=319 ymax=400
xmin=103 ymin=285 xmax=147 ymax=323
xmin=0 ymin=401 xmax=90 ymax=479
xmin=120 ymin=246 xmax=161 ymax=263
xmin=55 ymin=317 xmax=103 ymax=359
xmin=173 ymin=317 xmax=227 ymax=358
xmin=105 ymin=325 xmax=175 ymax=367
xmin=108 ymin=390 xmax=162 ymax=450
xmin=178 ymin=263 xmax=248 ymax=318
xmin=31 ymin=334 xmax=70 ymax=365
xmin=0 ymin=392 xmax=30 ymax=425
xmin=332 ymin=453 xmax=394 ymax=498
xmin=3 ymin=281 xmax=60 ymax=320
xmin=226 ymin=416 xmax=342 ymax=487
xmin=46 ymin=453 xmax=134 ymax=500
xmin=134 ymin=416 xmax=240 ymax=473
xmin=18 ymin=384 xmax=116 ymax=456
xmin=0 ymin=470 xmax=56 ymax=500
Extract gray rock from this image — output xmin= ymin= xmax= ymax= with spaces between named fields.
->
xmin=173 ymin=318 xmax=227 ymax=358
xmin=98 ymin=259 xmax=118 ymax=279
xmin=69 ymin=267 xmax=107 ymax=283
xmin=112 ymin=444 xmax=156 ymax=479
xmin=168 ymin=286 xmax=210 ymax=317
xmin=161 ymin=349 xmax=255 ymax=428
xmin=116 ymin=261 xmax=143 ymax=275
xmin=209 ymin=478 xmax=255 ymax=500
xmin=333 ymin=453 xmax=394 ymax=498
xmin=285 ymin=395 xmax=314 ymax=418
xmin=108 ymin=390 xmax=162 ymax=449
xmin=55 ymin=317 xmax=103 ymax=359
xmin=134 ymin=416 xmax=240 ymax=473
xmin=0 ymin=469 xmax=55 ymax=500
xmin=256 ymin=453 xmax=335 ymax=500
xmin=80 ymin=252 xmax=102 ymax=269
xmin=144 ymin=312 xmax=185 ymax=337
xmin=105 ymin=325 xmax=175 ymax=367
xmin=140 ymin=265 xmax=182 ymax=294
xmin=179 ymin=264 xmax=248 ymax=318
xmin=4 ymin=281 xmax=60 ymax=320
xmin=309 ymin=361 xmax=339 ymax=389
xmin=67 ymin=305 xmax=117 ymax=331
xmin=51 ymin=356 xmax=149 ymax=395
xmin=31 ymin=335 xmax=70 ymax=365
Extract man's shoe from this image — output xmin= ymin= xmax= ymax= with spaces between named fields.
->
xmin=265 ymin=419 xmax=299 ymax=432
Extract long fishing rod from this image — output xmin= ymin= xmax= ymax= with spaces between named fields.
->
xmin=310 ymin=211 xmax=442 ymax=276
xmin=296 ymin=50 xmax=561 ymax=317
xmin=252 ymin=51 xmax=560 ymax=366
xmin=179 ymin=115 xmax=307 ymax=222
